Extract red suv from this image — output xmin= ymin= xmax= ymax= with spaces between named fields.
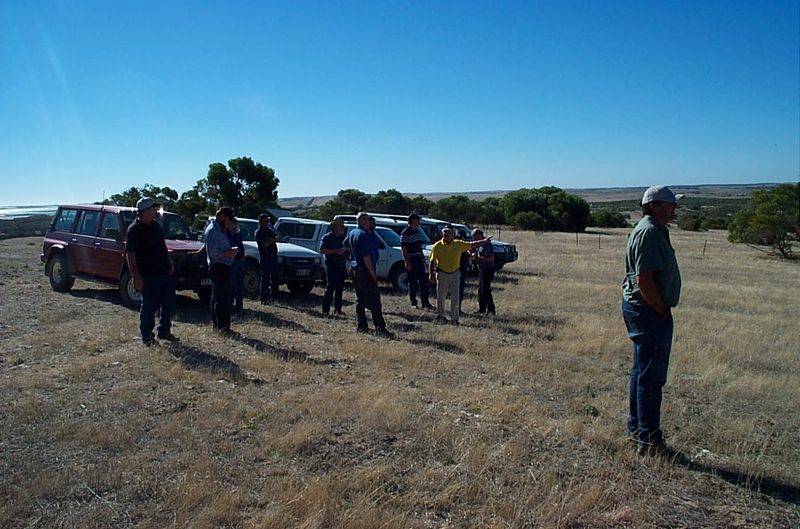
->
xmin=41 ymin=204 xmax=211 ymax=307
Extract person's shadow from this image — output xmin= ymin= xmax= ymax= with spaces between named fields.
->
xmin=660 ymin=447 xmax=799 ymax=505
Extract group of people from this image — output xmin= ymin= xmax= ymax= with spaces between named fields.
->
xmin=124 ymin=184 xmax=683 ymax=457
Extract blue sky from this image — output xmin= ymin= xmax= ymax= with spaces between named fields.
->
xmin=1 ymin=0 xmax=798 ymax=206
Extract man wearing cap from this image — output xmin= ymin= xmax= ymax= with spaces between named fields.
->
xmin=320 ymin=218 xmax=348 ymax=316
xmin=622 ymin=185 xmax=683 ymax=455
xmin=428 ymin=227 xmax=491 ymax=325
xmin=204 ymin=207 xmax=239 ymax=334
xmin=125 ymin=198 xmax=178 ymax=345
xmin=401 ymin=214 xmax=433 ymax=310
xmin=472 ymin=228 xmax=496 ymax=315
xmin=226 ymin=217 xmax=246 ymax=313
xmin=255 ymin=213 xmax=280 ymax=304
xmin=345 ymin=212 xmax=391 ymax=336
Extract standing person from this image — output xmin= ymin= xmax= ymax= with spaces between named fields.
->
xmin=125 ymin=198 xmax=178 ymax=345
xmin=320 ymin=218 xmax=348 ymax=317
xmin=204 ymin=207 xmax=239 ymax=334
xmin=255 ymin=213 xmax=280 ymax=304
xmin=472 ymin=228 xmax=496 ymax=315
xmin=401 ymin=214 xmax=432 ymax=309
xmin=428 ymin=227 xmax=491 ymax=325
xmin=227 ymin=217 xmax=245 ymax=313
xmin=345 ymin=212 xmax=392 ymax=336
xmin=622 ymin=185 xmax=683 ymax=455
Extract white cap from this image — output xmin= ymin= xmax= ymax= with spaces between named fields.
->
xmin=641 ymin=185 xmax=684 ymax=205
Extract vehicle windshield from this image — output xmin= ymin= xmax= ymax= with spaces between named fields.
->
xmin=157 ymin=212 xmax=191 ymax=240
xmin=375 ymin=227 xmax=402 ymax=247
xmin=237 ymin=220 xmax=259 ymax=241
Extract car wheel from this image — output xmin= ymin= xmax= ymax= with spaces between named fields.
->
xmin=390 ymin=265 xmax=410 ymax=293
xmin=287 ymin=280 xmax=314 ymax=294
xmin=48 ymin=253 xmax=75 ymax=292
xmin=243 ymin=261 xmax=260 ymax=298
xmin=119 ymin=270 xmax=142 ymax=308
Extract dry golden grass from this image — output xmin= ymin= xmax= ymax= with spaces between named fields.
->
xmin=1 ymin=231 xmax=798 ymax=528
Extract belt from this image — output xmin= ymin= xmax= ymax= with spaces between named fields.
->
xmin=437 ymin=269 xmax=458 ymax=274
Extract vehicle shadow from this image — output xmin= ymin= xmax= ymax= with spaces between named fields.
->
xmin=236 ymin=307 xmax=315 ymax=334
xmin=664 ymin=447 xmax=799 ymax=505
xmin=162 ymin=342 xmax=263 ymax=385
xmin=67 ymin=288 xmax=203 ymax=312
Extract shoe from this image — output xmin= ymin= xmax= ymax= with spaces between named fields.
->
xmin=356 ymin=326 xmax=370 ymax=334
xmin=374 ymin=328 xmax=395 ymax=338
xmin=433 ymin=316 xmax=448 ymax=325
xmin=421 ymin=303 xmax=434 ymax=310
xmin=260 ymin=300 xmax=268 ymax=306
xmin=334 ymin=310 xmax=346 ymax=317
xmin=474 ymin=310 xmax=486 ymax=315
xmin=636 ymin=441 xmax=671 ymax=457
xmin=411 ymin=301 xmax=418 ymax=308
xmin=157 ymin=333 xmax=180 ymax=343
xmin=217 ymin=328 xmax=236 ymax=337
xmin=143 ymin=336 xmax=158 ymax=347
xmin=322 ymin=311 xmax=330 ymax=317
xmin=450 ymin=320 xmax=460 ymax=326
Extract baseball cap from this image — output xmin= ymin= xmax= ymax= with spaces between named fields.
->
xmin=136 ymin=197 xmax=160 ymax=212
xmin=641 ymin=185 xmax=684 ymax=205
xmin=216 ymin=206 xmax=235 ymax=218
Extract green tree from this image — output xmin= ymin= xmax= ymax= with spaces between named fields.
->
xmin=728 ymin=183 xmax=799 ymax=258
xmin=429 ymin=195 xmax=480 ymax=224
xmin=410 ymin=195 xmax=433 ymax=215
xmin=202 ymin=157 xmax=279 ymax=218
xmin=314 ymin=188 xmax=370 ymax=220
xmin=366 ymin=189 xmax=413 ymax=214
xmin=105 ymin=184 xmax=179 ymax=210
xmin=476 ymin=197 xmax=506 ymax=225
xmin=590 ymin=209 xmax=628 ymax=228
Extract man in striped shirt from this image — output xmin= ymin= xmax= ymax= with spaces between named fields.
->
xmin=401 ymin=214 xmax=432 ymax=310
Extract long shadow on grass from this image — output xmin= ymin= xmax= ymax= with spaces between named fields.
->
xmin=237 ymin=307 xmax=314 ymax=334
xmin=231 ymin=333 xmax=345 ymax=367
xmin=405 ymin=338 xmax=465 ymax=355
xmin=164 ymin=343 xmax=263 ymax=385
xmin=665 ymin=448 xmax=800 ymax=505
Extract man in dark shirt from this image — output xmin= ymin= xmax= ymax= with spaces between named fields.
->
xmin=125 ymin=197 xmax=177 ymax=346
xmin=255 ymin=213 xmax=280 ymax=304
xmin=227 ymin=218 xmax=246 ymax=313
xmin=320 ymin=218 xmax=348 ymax=316
xmin=472 ymin=229 xmax=496 ymax=315
xmin=401 ymin=214 xmax=432 ymax=309
xmin=345 ymin=212 xmax=391 ymax=336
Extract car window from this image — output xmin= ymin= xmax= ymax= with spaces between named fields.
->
xmin=375 ymin=227 xmax=401 ymax=247
xmin=52 ymin=208 xmax=78 ymax=232
xmin=277 ymin=222 xmax=316 ymax=239
xmin=158 ymin=213 xmax=190 ymax=240
xmin=98 ymin=212 xmax=121 ymax=239
xmin=238 ymin=220 xmax=258 ymax=241
xmin=77 ymin=210 xmax=100 ymax=236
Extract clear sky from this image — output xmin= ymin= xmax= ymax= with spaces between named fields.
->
xmin=1 ymin=0 xmax=798 ymax=206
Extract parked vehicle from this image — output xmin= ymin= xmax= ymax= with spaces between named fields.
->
xmin=41 ymin=204 xmax=211 ymax=308
xmin=273 ymin=217 xmax=430 ymax=292
xmin=219 ymin=218 xmax=324 ymax=296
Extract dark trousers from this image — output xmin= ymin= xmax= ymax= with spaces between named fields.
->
xmin=140 ymin=273 xmax=176 ymax=341
xmin=230 ymin=258 xmax=245 ymax=310
xmin=407 ymin=254 xmax=430 ymax=306
xmin=210 ymin=263 xmax=233 ymax=330
xmin=260 ymin=257 xmax=280 ymax=301
xmin=477 ymin=268 xmax=495 ymax=313
xmin=622 ymin=300 xmax=673 ymax=446
xmin=458 ymin=263 xmax=469 ymax=309
xmin=353 ymin=268 xmax=386 ymax=330
xmin=322 ymin=263 xmax=346 ymax=314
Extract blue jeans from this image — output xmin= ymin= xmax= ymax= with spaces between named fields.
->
xmin=230 ymin=258 xmax=245 ymax=310
xmin=260 ymin=257 xmax=279 ymax=301
xmin=407 ymin=254 xmax=430 ymax=306
xmin=140 ymin=273 xmax=176 ymax=342
xmin=622 ymin=299 xmax=673 ymax=446
xmin=322 ymin=263 xmax=346 ymax=313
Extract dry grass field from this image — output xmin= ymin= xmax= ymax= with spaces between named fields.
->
xmin=1 ymin=229 xmax=798 ymax=529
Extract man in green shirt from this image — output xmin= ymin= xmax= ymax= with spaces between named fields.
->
xmin=622 ymin=185 xmax=683 ymax=455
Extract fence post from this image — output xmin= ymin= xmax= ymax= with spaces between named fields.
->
xmin=575 ymin=232 xmax=579 ymax=247
xmin=703 ymin=240 xmax=707 ymax=256
xmin=598 ymin=233 xmax=601 ymax=249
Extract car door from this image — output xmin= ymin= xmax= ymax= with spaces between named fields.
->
xmin=71 ymin=209 xmax=102 ymax=275
xmin=93 ymin=211 xmax=126 ymax=281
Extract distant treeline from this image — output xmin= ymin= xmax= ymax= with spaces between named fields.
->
xmin=0 ymin=215 xmax=51 ymax=240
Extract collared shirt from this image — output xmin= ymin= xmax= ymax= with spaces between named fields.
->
xmin=204 ymin=220 xmax=234 ymax=267
xmin=345 ymin=227 xmax=378 ymax=270
xmin=320 ymin=230 xmax=347 ymax=267
xmin=400 ymin=226 xmax=423 ymax=255
xmin=430 ymin=239 xmax=472 ymax=274
xmin=622 ymin=215 xmax=682 ymax=308
xmin=255 ymin=225 xmax=278 ymax=262
xmin=476 ymin=241 xmax=495 ymax=270
xmin=226 ymin=230 xmax=245 ymax=261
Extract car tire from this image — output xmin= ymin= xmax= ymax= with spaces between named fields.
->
xmin=243 ymin=261 xmax=261 ymax=298
xmin=287 ymin=280 xmax=314 ymax=294
xmin=48 ymin=253 xmax=75 ymax=292
xmin=390 ymin=264 xmax=410 ymax=293
xmin=119 ymin=270 xmax=143 ymax=308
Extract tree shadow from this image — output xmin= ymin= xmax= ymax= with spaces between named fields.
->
xmin=163 ymin=342 xmax=263 ymax=385
xmin=664 ymin=447 xmax=799 ymax=505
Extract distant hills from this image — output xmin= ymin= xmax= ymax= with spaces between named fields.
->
xmin=277 ymin=182 xmax=782 ymax=209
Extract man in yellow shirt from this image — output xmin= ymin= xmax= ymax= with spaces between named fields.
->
xmin=428 ymin=227 xmax=492 ymax=325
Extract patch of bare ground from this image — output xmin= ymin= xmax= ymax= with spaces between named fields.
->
xmin=1 ymin=232 xmax=798 ymax=528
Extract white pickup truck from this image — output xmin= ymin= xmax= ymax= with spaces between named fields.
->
xmin=273 ymin=217 xmax=430 ymax=292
